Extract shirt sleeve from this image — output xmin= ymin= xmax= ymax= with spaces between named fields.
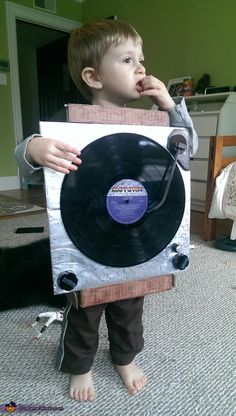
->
xmin=167 ymin=98 xmax=198 ymax=156
xmin=152 ymin=98 xmax=198 ymax=156
xmin=14 ymin=134 xmax=43 ymax=179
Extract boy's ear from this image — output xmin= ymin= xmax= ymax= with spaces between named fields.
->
xmin=81 ymin=67 xmax=102 ymax=90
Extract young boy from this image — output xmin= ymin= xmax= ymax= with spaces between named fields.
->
xmin=15 ymin=20 xmax=198 ymax=402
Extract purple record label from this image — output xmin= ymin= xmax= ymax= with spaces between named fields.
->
xmin=106 ymin=179 xmax=148 ymax=224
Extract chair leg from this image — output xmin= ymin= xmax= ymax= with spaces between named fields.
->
xmin=203 ymin=215 xmax=216 ymax=241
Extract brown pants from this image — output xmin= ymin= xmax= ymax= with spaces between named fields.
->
xmin=57 ymin=297 xmax=144 ymax=374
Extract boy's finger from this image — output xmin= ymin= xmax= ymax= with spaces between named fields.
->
xmin=57 ymin=142 xmax=81 ymax=156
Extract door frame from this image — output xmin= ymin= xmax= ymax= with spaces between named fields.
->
xmin=6 ymin=1 xmax=80 ymax=146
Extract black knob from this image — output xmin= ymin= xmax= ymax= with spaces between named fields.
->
xmin=172 ymin=254 xmax=189 ymax=270
xmin=57 ymin=271 xmax=78 ymax=291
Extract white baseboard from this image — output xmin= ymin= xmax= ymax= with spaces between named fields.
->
xmin=0 ymin=176 xmax=20 ymax=191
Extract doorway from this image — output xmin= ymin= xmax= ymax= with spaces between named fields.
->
xmin=6 ymin=1 xmax=81 ymax=188
xmin=6 ymin=1 xmax=81 ymax=143
xmin=17 ymin=20 xmax=86 ymax=139
xmin=17 ymin=21 xmax=67 ymax=138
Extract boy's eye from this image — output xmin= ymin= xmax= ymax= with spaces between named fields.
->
xmin=139 ymin=60 xmax=145 ymax=65
xmin=123 ymin=57 xmax=132 ymax=63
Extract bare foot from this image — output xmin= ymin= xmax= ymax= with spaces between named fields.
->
xmin=115 ymin=362 xmax=148 ymax=395
xmin=69 ymin=371 xmax=95 ymax=401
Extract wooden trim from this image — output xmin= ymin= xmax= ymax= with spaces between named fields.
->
xmin=67 ymin=104 xmax=170 ymax=126
xmin=78 ymin=274 xmax=175 ymax=307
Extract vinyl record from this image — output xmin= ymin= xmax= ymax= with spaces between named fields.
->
xmin=60 ymin=132 xmax=185 ymax=267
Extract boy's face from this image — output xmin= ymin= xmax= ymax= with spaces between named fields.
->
xmin=95 ymin=38 xmax=146 ymax=106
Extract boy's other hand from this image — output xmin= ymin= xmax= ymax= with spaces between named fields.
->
xmin=26 ymin=137 xmax=82 ymax=174
xmin=139 ymin=75 xmax=175 ymax=111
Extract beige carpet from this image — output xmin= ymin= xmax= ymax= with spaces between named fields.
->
xmin=0 ymin=213 xmax=235 ymax=415
xmin=0 ymin=194 xmax=45 ymax=219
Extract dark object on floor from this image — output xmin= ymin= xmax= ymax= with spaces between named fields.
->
xmin=215 ymin=236 xmax=236 ymax=252
xmin=15 ymin=227 xmax=45 ymax=234
xmin=0 ymin=239 xmax=66 ymax=310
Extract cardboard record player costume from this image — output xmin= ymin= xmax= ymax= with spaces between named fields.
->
xmin=42 ymin=104 xmax=191 ymax=307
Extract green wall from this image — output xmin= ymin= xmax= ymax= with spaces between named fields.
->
xmin=82 ymin=0 xmax=236 ymax=89
xmin=1 ymin=0 xmax=236 ymax=183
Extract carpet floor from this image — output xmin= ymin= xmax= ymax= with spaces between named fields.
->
xmin=0 ymin=213 xmax=235 ymax=415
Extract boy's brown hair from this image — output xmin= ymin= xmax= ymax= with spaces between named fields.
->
xmin=68 ymin=20 xmax=142 ymax=101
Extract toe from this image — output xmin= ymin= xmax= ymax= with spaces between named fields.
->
xmin=127 ymin=382 xmax=138 ymax=395
xmin=87 ymin=387 xmax=95 ymax=401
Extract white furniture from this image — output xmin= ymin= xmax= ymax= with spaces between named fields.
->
xmin=203 ymin=135 xmax=236 ymax=241
xmin=174 ymin=92 xmax=236 ymax=212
